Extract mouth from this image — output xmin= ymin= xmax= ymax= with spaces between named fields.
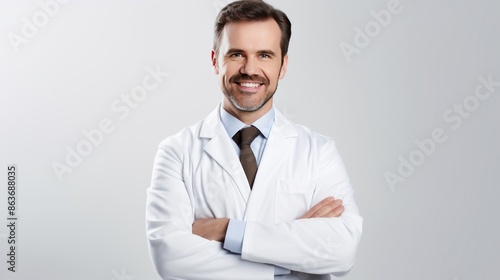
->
xmin=234 ymin=81 xmax=264 ymax=92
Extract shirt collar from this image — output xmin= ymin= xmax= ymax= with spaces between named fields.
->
xmin=219 ymin=105 xmax=275 ymax=139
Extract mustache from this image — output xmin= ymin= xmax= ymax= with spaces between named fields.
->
xmin=229 ymin=74 xmax=268 ymax=85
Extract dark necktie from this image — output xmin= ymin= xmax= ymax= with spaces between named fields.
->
xmin=232 ymin=126 xmax=260 ymax=189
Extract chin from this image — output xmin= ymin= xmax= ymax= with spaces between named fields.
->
xmin=224 ymin=88 xmax=273 ymax=113
xmin=233 ymin=102 xmax=262 ymax=112
xmin=233 ymin=96 xmax=272 ymax=112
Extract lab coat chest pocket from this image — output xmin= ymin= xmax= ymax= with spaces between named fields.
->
xmin=274 ymin=179 xmax=317 ymax=224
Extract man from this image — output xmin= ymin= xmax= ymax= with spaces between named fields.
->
xmin=146 ymin=1 xmax=362 ymax=279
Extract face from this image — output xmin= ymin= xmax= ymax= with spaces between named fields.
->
xmin=212 ymin=19 xmax=288 ymax=115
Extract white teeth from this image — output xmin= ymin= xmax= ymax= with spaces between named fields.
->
xmin=240 ymin=82 xmax=260 ymax=88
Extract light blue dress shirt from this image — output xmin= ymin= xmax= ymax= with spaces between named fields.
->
xmin=219 ymin=106 xmax=290 ymax=276
xmin=219 ymin=105 xmax=274 ymax=165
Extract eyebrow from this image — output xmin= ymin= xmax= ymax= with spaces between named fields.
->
xmin=257 ymin=49 xmax=277 ymax=57
xmin=225 ymin=48 xmax=277 ymax=57
xmin=225 ymin=48 xmax=245 ymax=55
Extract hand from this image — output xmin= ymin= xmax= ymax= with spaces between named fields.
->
xmin=192 ymin=218 xmax=229 ymax=242
xmin=299 ymin=196 xmax=344 ymax=219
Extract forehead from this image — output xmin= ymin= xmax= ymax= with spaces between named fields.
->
xmin=220 ymin=19 xmax=282 ymax=54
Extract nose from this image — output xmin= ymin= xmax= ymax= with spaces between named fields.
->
xmin=240 ymin=57 xmax=259 ymax=76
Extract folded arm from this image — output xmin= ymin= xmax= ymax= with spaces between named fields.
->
xmin=193 ymin=140 xmax=363 ymax=276
xmin=146 ymin=145 xmax=275 ymax=280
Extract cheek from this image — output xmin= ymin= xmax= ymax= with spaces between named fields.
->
xmin=222 ymin=74 xmax=233 ymax=88
xmin=221 ymin=64 xmax=239 ymax=81
xmin=265 ymin=70 xmax=281 ymax=84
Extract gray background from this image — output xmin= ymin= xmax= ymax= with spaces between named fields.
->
xmin=1 ymin=0 xmax=499 ymax=279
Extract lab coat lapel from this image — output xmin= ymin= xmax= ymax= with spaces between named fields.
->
xmin=255 ymin=108 xmax=298 ymax=184
xmin=200 ymin=106 xmax=251 ymax=202
xmin=246 ymin=109 xmax=298 ymax=219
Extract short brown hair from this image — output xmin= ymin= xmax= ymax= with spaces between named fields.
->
xmin=213 ymin=0 xmax=292 ymax=62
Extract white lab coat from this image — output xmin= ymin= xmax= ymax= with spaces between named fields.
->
xmin=146 ymin=105 xmax=363 ymax=280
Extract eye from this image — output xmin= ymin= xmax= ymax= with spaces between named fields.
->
xmin=259 ymin=53 xmax=271 ymax=59
xmin=229 ymin=53 xmax=243 ymax=58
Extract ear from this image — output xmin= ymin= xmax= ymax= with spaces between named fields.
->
xmin=279 ymin=54 xmax=288 ymax=79
xmin=211 ymin=50 xmax=219 ymax=74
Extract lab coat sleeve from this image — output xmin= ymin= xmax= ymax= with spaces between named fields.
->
xmin=146 ymin=143 xmax=275 ymax=280
xmin=240 ymin=140 xmax=363 ymax=276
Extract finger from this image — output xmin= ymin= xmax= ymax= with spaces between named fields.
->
xmin=304 ymin=199 xmax=339 ymax=218
xmin=311 ymin=199 xmax=343 ymax=218
xmin=300 ymin=197 xmax=334 ymax=219
xmin=333 ymin=205 xmax=344 ymax=217
xmin=323 ymin=205 xmax=345 ymax=218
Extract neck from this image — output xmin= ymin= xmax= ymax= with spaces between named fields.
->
xmin=222 ymin=99 xmax=273 ymax=125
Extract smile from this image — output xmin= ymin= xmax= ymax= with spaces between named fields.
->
xmin=238 ymin=82 xmax=261 ymax=88
xmin=235 ymin=82 xmax=263 ymax=92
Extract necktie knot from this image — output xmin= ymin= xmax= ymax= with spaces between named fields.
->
xmin=233 ymin=126 xmax=260 ymax=148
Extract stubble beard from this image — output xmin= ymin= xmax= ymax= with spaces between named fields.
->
xmin=224 ymin=87 xmax=276 ymax=112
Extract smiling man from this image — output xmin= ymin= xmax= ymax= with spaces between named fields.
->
xmin=216 ymin=18 xmax=285 ymax=121
xmin=146 ymin=1 xmax=362 ymax=279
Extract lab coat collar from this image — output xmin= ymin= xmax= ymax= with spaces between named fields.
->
xmin=199 ymin=103 xmax=298 ymax=139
